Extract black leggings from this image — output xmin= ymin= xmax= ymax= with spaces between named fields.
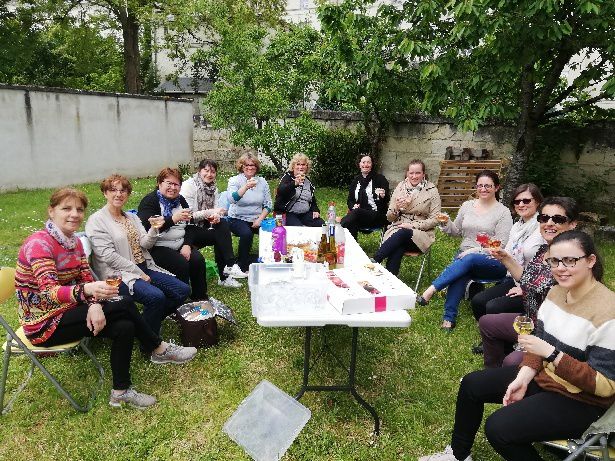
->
xmin=340 ymin=208 xmax=383 ymax=240
xmin=149 ymin=246 xmax=208 ymax=300
xmin=191 ymin=220 xmax=236 ymax=281
xmin=451 ymin=366 xmax=606 ymax=461
xmin=470 ymin=277 xmax=524 ymax=320
xmin=40 ymin=298 xmax=162 ymax=390
xmin=373 ymin=228 xmax=420 ymax=275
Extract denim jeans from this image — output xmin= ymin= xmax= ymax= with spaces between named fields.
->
xmin=228 ymin=217 xmax=260 ymax=272
xmin=119 ymin=265 xmax=190 ymax=335
xmin=432 ymin=252 xmax=507 ymax=322
xmin=374 ymin=228 xmax=420 ymax=275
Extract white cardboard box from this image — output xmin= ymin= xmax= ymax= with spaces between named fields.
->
xmin=325 ymin=263 xmax=416 ymax=315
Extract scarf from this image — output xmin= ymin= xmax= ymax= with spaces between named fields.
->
xmin=357 ymin=172 xmax=375 ymax=209
xmin=404 ymin=179 xmax=427 ymax=195
xmin=194 ymin=173 xmax=216 ymax=212
xmin=508 ymin=213 xmax=540 ymax=266
xmin=156 ymin=190 xmax=181 ymax=218
xmin=46 ymin=219 xmax=77 ymax=250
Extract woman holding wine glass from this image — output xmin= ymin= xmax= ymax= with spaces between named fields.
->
xmin=420 ymin=230 xmax=615 ymax=461
xmin=478 ymin=196 xmax=578 ymax=368
xmin=16 ymin=188 xmax=195 ymax=410
xmin=418 ymin=170 xmax=513 ymax=331
xmin=138 ymin=167 xmax=210 ymax=303
xmin=227 ymin=153 xmax=273 ymax=273
xmin=180 ymin=159 xmax=246 ymax=288
xmin=86 ymin=174 xmax=194 ymax=339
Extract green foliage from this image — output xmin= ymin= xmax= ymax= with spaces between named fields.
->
xmin=310 ymin=128 xmax=371 ymax=187
xmin=0 ymin=6 xmax=124 ymax=91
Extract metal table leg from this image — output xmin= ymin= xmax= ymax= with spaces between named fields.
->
xmin=294 ymin=326 xmax=380 ymax=435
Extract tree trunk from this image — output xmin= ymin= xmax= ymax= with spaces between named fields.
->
xmin=118 ymin=8 xmax=141 ymax=94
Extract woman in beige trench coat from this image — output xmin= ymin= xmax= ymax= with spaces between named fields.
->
xmin=374 ymin=159 xmax=441 ymax=275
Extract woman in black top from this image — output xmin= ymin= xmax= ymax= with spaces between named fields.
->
xmin=340 ymin=154 xmax=390 ymax=240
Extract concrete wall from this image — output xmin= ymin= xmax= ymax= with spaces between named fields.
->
xmin=0 ymin=85 xmax=193 ymax=191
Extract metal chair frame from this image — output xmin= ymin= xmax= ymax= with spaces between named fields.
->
xmin=0 ymin=267 xmax=104 ymax=415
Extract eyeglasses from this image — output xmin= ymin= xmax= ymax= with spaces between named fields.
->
xmin=513 ymin=198 xmax=532 ymax=205
xmin=162 ymin=180 xmax=180 ymax=188
xmin=475 ymin=184 xmax=494 ymax=190
xmin=537 ymin=213 xmax=569 ymax=224
xmin=243 ymin=164 xmax=257 ymax=168
xmin=110 ymin=188 xmax=128 ymax=195
xmin=544 ymin=255 xmax=588 ymax=269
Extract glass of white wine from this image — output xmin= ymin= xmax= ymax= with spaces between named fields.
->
xmin=513 ymin=315 xmax=534 ymax=351
xmin=149 ymin=214 xmax=164 ymax=234
xmin=105 ymin=271 xmax=123 ymax=301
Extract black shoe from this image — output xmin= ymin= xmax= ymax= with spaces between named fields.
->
xmin=471 ymin=341 xmax=483 ymax=354
xmin=465 ymin=281 xmax=485 ymax=300
xmin=417 ymin=295 xmax=429 ymax=306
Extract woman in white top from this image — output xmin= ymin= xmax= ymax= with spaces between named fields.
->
xmin=418 ymin=170 xmax=513 ymax=331
xmin=470 ymin=183 xmax=545 ymax=322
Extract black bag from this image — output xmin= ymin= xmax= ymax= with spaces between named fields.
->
xmin=176 ymin=301 xmax=219 ymax=348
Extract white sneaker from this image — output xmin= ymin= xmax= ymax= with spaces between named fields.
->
xmin=223 ymin=264 xmax=248 ymax=279
xmin=418 ymin=446 xmax=472 ymax=461
xmin=218 ymin=277 xmax=242 ymax=288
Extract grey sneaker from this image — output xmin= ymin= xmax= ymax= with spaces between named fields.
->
xmin=218 ymin=277 xmax=242 ymax=288
xmin=109 ymin=388 xmax=156 ymax=409
xmin=223 ymin=264 xmax=248 ymax=279
xmin=151 ymin=342 xmax=197 ymax=364
xmin=418 ymin=446 xmax=472 ymax=461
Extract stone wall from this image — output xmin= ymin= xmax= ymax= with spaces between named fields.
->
xmin=0 ymin=85 xmax=193 ymax=191
xmin=192 ymin=111 xmax=615 ymax=206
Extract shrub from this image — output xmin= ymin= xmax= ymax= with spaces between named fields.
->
xmin=310 ymin=128 xmax=371 ymax=187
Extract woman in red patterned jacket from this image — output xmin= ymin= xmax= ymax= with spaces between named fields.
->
xmin=16 ymin=188 xmax=196 ymax=409
xmin=420 ymin=230 xmax=615 ymax=461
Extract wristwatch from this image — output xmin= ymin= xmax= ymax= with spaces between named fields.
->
xmin=545 ymin=348 xmax=560 ymax=363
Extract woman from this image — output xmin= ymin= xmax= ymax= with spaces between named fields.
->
xmin=470 ymin=184 xmax=545 ymax=323
xmin=418 ymin=170 xmax=513 ymax=331
xmin=420 ymin=230 xmax=614 ymax=461
xmin=87 ymin=174 xmax=193 ymax=336
xmin=227 ymin=153 xmax=273 ymax=273
xmin=340 ymin=154 xmax=390 ymax=240
xmin=137 ymin=168 xmax=209 ymax=302
xmin=180 ymin=159 xmax=246 ymax=287
xmin=479 ymin=197 xmax=578 ymax=368
xmin=273 ymin=153 xmax=324 ymax=227
xmin=15 ymin=188 xmax=196 ymax=410
xmin=373 ymin=159 xmax=440 ymax=275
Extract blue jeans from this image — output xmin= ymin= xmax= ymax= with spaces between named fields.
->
xmin=228 ymin=217 xmax=260 ymax=272
xmin=432 ymin=252 xmax=507 ymax=323
xmin=119 ymin=266 xmax=190 ymax=335
xmin=374 ymin=228 xmax=420 ymax=275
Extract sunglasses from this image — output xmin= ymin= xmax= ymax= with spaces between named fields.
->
xmin=513 ymin=198 xmax=532 ymax=205
xmin=537 ymin=213 xmax=569 ymax=224
xmin=544 ymin=255 xmax=588 ymax=269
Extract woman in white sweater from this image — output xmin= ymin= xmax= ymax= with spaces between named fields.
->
xmin=86 ymin=175 xmax=193 ymax=345
xmin=419 ymin=170 xmax=513 ymax=331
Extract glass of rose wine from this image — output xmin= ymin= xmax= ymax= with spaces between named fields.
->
xmin=436 ymin=213 xmax=449 ymax=226
xmin=105 ymin=271 xmax=123 ymax=301
xmin=476 ymin=232 xmax=490 ymax=247
xmin=513 ymin=315 xmax=534 ymax=351
xmin=207 ymin=213 xmax=217 ymax=230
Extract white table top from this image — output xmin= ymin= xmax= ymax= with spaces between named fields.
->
xmin=255 ymin=226 xmax=412 ymax=328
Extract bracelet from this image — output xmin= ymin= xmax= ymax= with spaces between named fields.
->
xmin=545 ymin=348 xmax=560 ymax=363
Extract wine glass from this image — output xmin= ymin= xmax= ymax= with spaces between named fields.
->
xmin=476 ymin=232 xmax=490 ymax=247
xmin=512 ymin=315 xmax=534 ymax=351
xmin=436 ymin=213 xmax=449 ymax=226
xmin=105 ymin=271 xmax=123 ymax=301
xmin=206 ymin=213 xmax=217 ymax=230
xmin=150 ymin=214 xmax=164 ymax=233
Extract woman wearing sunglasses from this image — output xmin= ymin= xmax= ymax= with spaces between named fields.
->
xmin=420 ymin=230 xmax=614 ymax=461
xmin=468 ymin=184 xmax=545 ymax=351
xmin=478 ymin=197 xmax=578 ymax=367
xmin=418 ymin=170 xmax=513 ymax=331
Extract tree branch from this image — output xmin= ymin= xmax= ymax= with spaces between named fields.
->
xmin=534 ymin=46 xmax=575 ymax=118
xmin=544 ymin=92 xmax=609 ymax=119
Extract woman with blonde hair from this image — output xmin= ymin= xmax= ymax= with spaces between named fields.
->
xmin=273 ymin=153 xmax=324 ymax=226
xmin=227 ymin=153 xmax=273 ymax=273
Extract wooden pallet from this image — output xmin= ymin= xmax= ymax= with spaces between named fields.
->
xmin=437 ymin=159 xmax=503 ymax=211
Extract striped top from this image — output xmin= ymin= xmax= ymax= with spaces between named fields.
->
xmin=15 ymin=230 xmax=94 ymax=344
xmin=521 ymin=282 xmax=615 ymax=408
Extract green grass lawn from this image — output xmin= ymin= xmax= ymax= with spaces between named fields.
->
xmin=0 ymin=177 xmax=613 ymax=460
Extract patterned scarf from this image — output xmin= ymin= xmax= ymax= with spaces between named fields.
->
xmin=194 ymin=172 xmax=216 ymax=213
xmin=156 ymin=190 xmax=181 ymax=218
xmin=404 ymin=179 xmax=427 ymax=195
xmin=46 ymin=219 xmax=77 ymax=250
